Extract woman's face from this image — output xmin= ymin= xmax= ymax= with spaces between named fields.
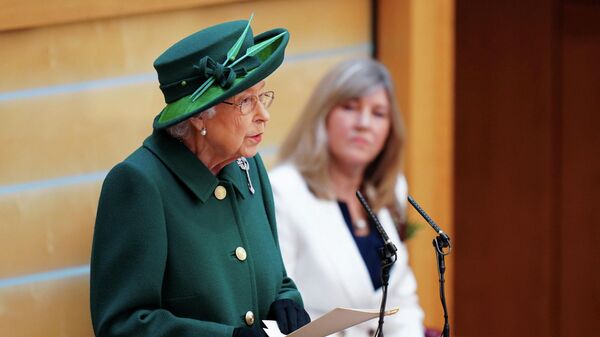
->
xmin=203 ymin=81 xmax=270 ymax=159
xmin=326 ymin=86 xmax=391 ymax=171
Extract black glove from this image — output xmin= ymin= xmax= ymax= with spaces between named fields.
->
xmin=268 ymin=299 xmax=311 ymax=334
xmin=232 ymin=325 xmax=268 ymax=337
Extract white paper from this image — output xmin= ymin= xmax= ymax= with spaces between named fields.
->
xmin=263 ymin=320 xmax=285 ymax=337
xmin=262 ymin=307 xmax=399 ymax=337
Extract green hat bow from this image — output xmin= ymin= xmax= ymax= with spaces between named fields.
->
xmin=193 ymin=55 xmax=260 ymax=92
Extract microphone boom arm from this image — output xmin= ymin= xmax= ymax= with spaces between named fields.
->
xmin=356 ymin=190 xmax=397 ymax=337
xmin=407 ymin=195 xmax=451 ymax=253
xmin=407 ymin=195 xmax=452 ymax=337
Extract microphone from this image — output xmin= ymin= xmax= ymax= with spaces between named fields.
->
xmin=356 ymin=191 xmax=397 ymax=253
xmin=407 ymin=195 xmax=451 ymax=250
xmin=407 ymin=195 xmax=452 ymax=337
xmin=356 ymin=190 xmax=397 ymax=337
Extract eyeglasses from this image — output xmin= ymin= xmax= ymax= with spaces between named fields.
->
xmin=222 ymin=91 xmax=275 ymax=115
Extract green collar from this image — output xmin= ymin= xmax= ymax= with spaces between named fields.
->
xmin=143 ymin=130 xmax=249 ymax=202
xmin=218 ymin=158 xmax=250 ymax=200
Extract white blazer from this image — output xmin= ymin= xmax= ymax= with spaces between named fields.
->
xmin=270 ymin=164 xmax=424 ymax=337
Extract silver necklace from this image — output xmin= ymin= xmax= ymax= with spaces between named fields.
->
xmin=354 ymin=219 xmax=368 ymax=229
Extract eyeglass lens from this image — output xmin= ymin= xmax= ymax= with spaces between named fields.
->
xmin=241 ymin=91 xmax=274 ymax=114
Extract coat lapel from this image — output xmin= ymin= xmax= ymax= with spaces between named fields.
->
xmin=143 ymin=130 xmax=252 ymax=201
xmin=143 ymin=130 xmax=217 ymax=202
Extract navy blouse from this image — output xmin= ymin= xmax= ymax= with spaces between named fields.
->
xmin=338 ymin=201 xmax=386 ymax=290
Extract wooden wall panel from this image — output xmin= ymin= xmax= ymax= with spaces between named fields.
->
xmin=0 ymin=0 xmax=237 ymax=31
xmin=451 ymin=1 xmax=600 ymax=337
xmin=559 ymin=2 xmax=600 ymax=336
xmin=454 ymin=2 xmax=558 ymax=336
xmin=0 ymin=182 xmax=100 ymax=278
xmin=0 ymin=0 xmax=369 ymax=92
xmin=0 ymin=83 xmax=159 ymax=185
xmin=378 ymin=0 xmax=454 ymax=329
xmin=0 ymin=276 xmax=92 ymax=337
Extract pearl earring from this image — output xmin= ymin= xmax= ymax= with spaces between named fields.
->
xmin=200 ymin=127 xmax=207 ymax=136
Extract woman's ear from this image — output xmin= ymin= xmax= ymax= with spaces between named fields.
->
xmin=188 ymin=116 xmax=204 ymax=131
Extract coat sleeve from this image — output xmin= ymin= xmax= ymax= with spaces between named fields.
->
xmin=383 ymin=174 xmax=425 ymax=337
xmin=254 ymin=156 xmax=304 ymax=305
xmin=90 ymin=162 xmax=233 ymax=337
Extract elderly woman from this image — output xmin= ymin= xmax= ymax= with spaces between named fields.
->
xmin=90 ymin=19 xmax=309 ymax=337
xmin=270 ymin=59 xmax=425 ymax=337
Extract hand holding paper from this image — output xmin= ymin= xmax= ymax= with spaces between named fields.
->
xmin=268 ymin=299 xmax=311 ymax=333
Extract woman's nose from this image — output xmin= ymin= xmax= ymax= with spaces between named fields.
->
xmin=255 ymin=100 xmax=270 ymax=123
xmin=357 ymin=109 xmax=371 ymax=127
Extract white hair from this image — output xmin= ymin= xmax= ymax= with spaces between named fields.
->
xmin=166 ymin=107 xmax=216 ymax=140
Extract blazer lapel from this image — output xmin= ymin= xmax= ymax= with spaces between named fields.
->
xmin=311 ymin=199 xmax=377 ymax=307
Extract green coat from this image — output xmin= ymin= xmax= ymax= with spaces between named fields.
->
xmin=90 ymin=130 xmax=303 ymax=337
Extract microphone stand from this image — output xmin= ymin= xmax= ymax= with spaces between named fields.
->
xmin=356 ymin=191 xmax=397 ymax=337
xmin=407 ymin=196 xmax=451 ymax=337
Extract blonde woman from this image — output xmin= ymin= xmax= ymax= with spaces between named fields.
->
xmin=270 ymin=59 xmax=424 ymax=337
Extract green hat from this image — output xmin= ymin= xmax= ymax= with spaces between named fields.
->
xmin=152 ymin=15 xmax=289 ymax=129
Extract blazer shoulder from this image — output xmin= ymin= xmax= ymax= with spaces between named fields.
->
xmin=269 ymin=163 xmax=303 ymax=190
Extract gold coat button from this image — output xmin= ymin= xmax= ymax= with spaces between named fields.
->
xmin=245 ymin=311 xmax=255 ymax=326
xmin=235 ymin=247 xmax=247 ymax=261
xmin=214 ymin=185 xmax=227 ymax=200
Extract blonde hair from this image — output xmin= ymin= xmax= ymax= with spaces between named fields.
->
xmin=277 ymin=58 xmax=405 ymax=215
